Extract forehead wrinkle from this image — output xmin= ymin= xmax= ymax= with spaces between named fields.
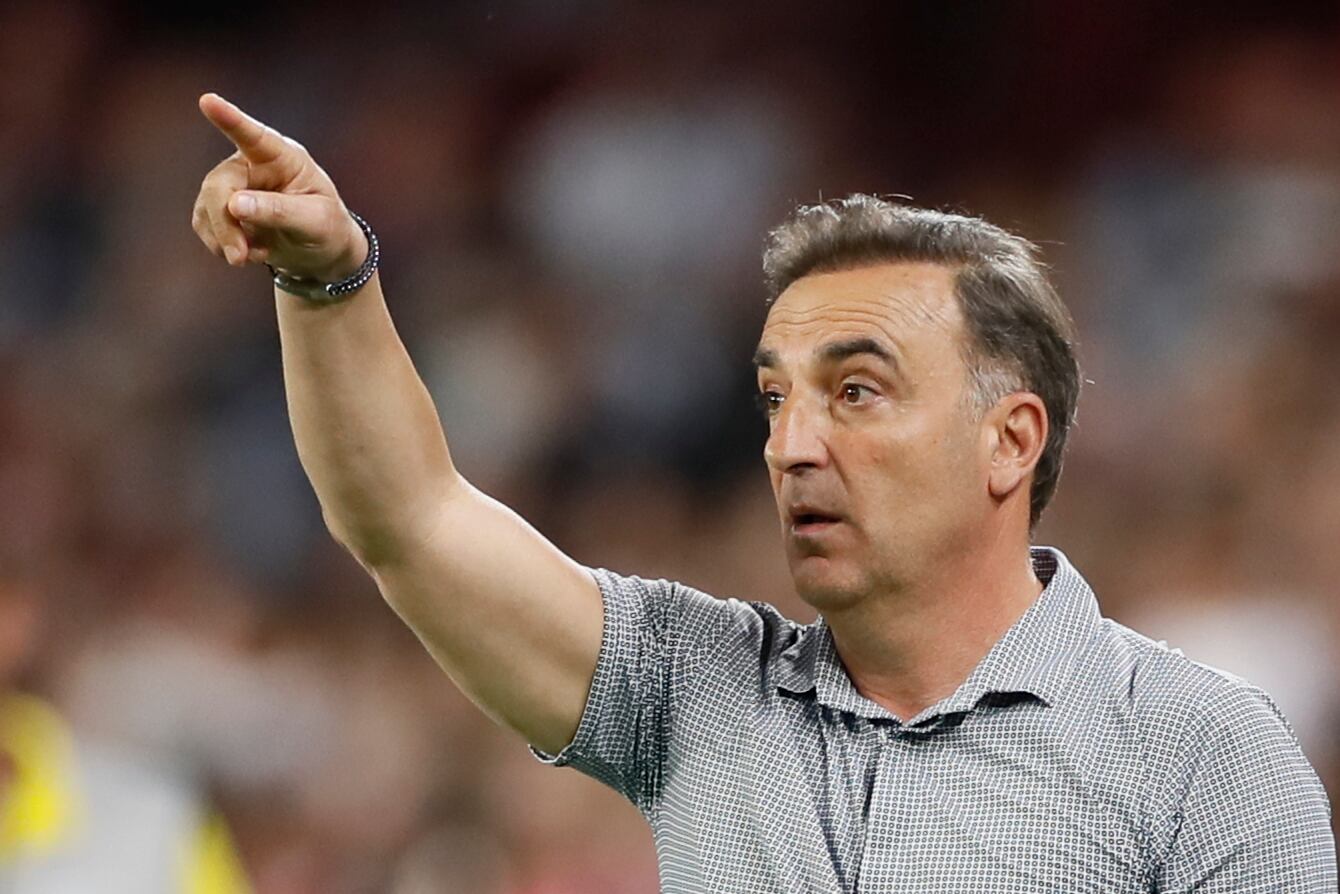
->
xmin=760 ymin=264 xmax=966 ymax=377
xmin=765 ymin=302 xmax=914 ymax=334
xmin=871 ymin=282 xmax=962 ymax=335
xmin=763 ymin=286 xmax=962 ymax=360
xmin=760 ymin=305 xmax=912 ymax=363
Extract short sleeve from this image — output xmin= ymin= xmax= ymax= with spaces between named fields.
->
xmin=1156 ymin=684 xmax=1337 ymax=892
xmin=529 ymin=567 xmax=752 ymax=812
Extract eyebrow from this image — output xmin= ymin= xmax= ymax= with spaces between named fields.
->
xmin=752 ymin=346 xmax=780 ymax=369
xmin=752 ymin=337 xmax=897 ymax=370
xmin=819 ymin=337 xmax=895 ymax=366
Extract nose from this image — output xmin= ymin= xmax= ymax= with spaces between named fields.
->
xmin=764 ymin=393 xmax=830 ymax=474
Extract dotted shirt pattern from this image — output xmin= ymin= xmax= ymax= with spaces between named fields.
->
xmin=533 ymin=547 xmax=1337 ymax=892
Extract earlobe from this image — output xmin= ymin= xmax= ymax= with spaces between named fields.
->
xmin=987 ymin=395 xmax=1046 ymax=501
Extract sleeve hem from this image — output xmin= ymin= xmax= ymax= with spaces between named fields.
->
xmin=528 ymin=566 xmax=621 ymax=768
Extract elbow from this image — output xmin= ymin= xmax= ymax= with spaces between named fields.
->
xmin=323 ymin=509 xmax=409 ymax=571
xmin=330 ymin=528 xmax=393 ymax=572
xmin=319 ymin=471 xmax=466 ymax=572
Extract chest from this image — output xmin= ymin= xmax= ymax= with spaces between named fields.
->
xmin=654 ymin=694 xmax=1151 ymax=893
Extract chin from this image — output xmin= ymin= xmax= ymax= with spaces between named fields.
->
xmin=789 ymin=557 xmax=870 ymax=613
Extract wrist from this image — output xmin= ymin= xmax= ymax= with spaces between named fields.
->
xmin=270 ymin=210 xmax=380 ymax=304
xmin=324 ymin=216 xmax=370 ymax=281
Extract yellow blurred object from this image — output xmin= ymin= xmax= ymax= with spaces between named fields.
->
xmin=0 ymin=692 xmax=251 ymax=893
xmin=182 ymin=812 xmax=252 ymax=894
xmin=0 ymin=693 xmax=81 ymax=859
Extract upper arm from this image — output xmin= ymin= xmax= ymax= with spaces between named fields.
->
xmin=1156 ymin=686 xmax=1336 ymax=891
xmin=530 ymin=567 xmax=754 ymax=809
xmin=365 ymin=479 xmax=605 ymax=755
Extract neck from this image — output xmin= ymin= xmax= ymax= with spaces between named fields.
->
xmin=823 ymin=531 xmax=1043 ymax=722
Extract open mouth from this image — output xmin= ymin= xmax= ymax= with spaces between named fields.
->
xmin=790 ymin=510 xmax=842 ymax=535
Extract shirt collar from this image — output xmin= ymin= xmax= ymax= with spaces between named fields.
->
xmin=773 ymin=547 xmax=1102 ymax=723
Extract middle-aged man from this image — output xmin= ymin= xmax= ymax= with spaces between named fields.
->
xmin=190 ymin=93 xmax=1336 ymax=892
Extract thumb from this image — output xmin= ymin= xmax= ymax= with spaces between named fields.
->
xmin=228 ymin=190 xmax=332 ymax=236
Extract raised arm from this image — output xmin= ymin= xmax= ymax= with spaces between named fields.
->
xmin=191 ymin=94 xmax=602 ymax=754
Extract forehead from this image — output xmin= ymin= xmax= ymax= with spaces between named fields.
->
xmin=759 ymin=262 xmax=964 ymax=363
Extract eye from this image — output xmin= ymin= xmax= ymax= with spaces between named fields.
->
xmin=840 ymin=383 xmax=874 ymax=405
xmin=755 ymin=390 xmax=785 ymax=418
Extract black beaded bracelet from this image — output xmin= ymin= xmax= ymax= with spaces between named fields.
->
xmin=268 ymin=210 xmax=380 ymax=304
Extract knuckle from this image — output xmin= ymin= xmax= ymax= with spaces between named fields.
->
xmin=265 ymin=196 xmax=286 ymax=223
xmin=201 ymin=193 xmax=227 ymax=223
xmin=324 ymin=202 xmax=346 ymax=234
xmin=199 ymin=177 xmax=225 ymax=202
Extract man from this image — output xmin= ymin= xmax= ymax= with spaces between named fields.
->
xmin=191 ymin=93 xmax=1336 ymax=891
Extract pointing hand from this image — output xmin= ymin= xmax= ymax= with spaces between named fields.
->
xmin=191 ymin=93 xmax=367 ymax=284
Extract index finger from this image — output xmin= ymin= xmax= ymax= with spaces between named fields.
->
xmin=198 ymin=93 xmax=289 ymax=164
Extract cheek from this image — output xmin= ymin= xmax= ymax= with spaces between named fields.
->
xmin=852 ymin=422 xmax=976 ymax=504
xmin=840 ymin=437 xmax=923 ymax=526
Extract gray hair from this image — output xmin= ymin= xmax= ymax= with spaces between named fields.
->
xmin=762 ymin=194 xmax=1080 ymax=529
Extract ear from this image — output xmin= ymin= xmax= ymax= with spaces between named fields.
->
xmin=985 ymin=392 xmax=1047 ymax=503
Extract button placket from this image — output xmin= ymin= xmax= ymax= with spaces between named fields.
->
xmin=854 ymin=724 xmax=921 ymax=892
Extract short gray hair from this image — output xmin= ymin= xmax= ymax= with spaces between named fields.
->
xmin=762 ymin=194 xmax=1080 ymax=529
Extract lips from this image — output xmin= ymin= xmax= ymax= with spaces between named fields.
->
xmin=792 ymin=511 xmax=840 ymax=525
xmin=787 ymin=503 xmax=845 ymax=535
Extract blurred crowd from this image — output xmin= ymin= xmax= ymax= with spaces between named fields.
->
xmin=1 ymin=2 xmax=1337 ymax=890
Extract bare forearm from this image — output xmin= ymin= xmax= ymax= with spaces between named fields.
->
xmin=194 ymin=94 xmax=603 ymax=753
xmin=276 ymin=272 xmax=457 ymax=565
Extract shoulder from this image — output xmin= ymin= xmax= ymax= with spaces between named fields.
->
xmin=1083 ymin=621 xmax=1330 ymax=841
xmin=1093 ymin=627 xmax=1338 ymax=881
xmin=1092 ymin=619 xmax=1324 ymax=808
xmin=585 ymin=566 xmax=804 ymax=665
xmin=1088 ymin=618 xmax=1292 ymax=744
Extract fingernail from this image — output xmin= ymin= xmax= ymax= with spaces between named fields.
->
xmin=233 ymin=193 xmax=256 ymax=218
xmin=224 ymin=246 xmax=240 ymax=264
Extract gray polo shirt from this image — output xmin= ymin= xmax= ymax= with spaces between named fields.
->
xmin=534 ymin=547 xmax=1336 ymax=892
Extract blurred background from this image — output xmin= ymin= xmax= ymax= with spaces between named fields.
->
xmin=1 ymin=1 xmax=1337 ymax=890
